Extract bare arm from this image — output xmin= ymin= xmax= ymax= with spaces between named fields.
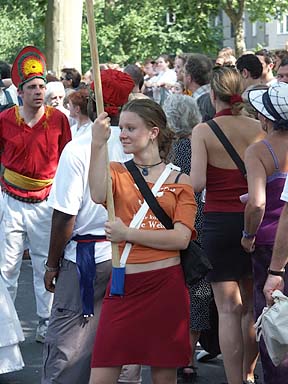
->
xmin=263 ymin=202 xmax=288 ymax=305
xmin=190 ymin=123 xmax=208 ymax=192
xmin=88 ymin=112 xmax=111 ymax=203
xmin=241 ymin=145 xmax=266 ymax=252
xmin=106 ymin=219 xmax=191 ymax=251
xmin=44 ymin=210 xmax=76 ymax=292
xmin=105 ymin=173 xmax=194 ymax=250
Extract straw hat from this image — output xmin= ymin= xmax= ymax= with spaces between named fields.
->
xmin=248 ymin=82 xmax=288 ymax=123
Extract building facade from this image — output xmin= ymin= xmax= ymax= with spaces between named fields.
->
xmin=222 ymin=12 xmax=288 ymax=52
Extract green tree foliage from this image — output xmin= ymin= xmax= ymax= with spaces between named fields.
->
xmin=81 ymin=0 xmax=222 ymax=70
xmin=163 ymin=0 xmax=288 ymax=57
xmin=0 ymin=1 xmax=47 ymax=64
xmin=218 ymin=0 xmax=288 ymax=56
xmin=2 ymin=0 xmax=221 ymax=72
xmin=3 ymin=0 xmax=288 ymax=73
xmin=243 ymin=0 xmax=288 ymax=22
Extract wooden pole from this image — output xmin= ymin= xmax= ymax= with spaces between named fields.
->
xmin=85 ymin=0 xmax=120 ymax=267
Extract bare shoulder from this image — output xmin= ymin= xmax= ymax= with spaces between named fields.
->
xmin=241 ymin=115 xmax=262 ymax=130
xmin=239 ymin=115 xmax=265 ymax=142
xmin=245 ymin=141 xmax=261 ymax=158
xmin=192 ymin=122 xmax=209 ymax=137
xmin=171 ymin=171 xmax=192 ymax=187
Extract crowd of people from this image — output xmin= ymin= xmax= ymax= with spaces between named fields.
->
xmin=1 ymin=44 xmax=288 ymax=384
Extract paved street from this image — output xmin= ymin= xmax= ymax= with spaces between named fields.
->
xmin=0 ymin=260 xmax=263 ymax=384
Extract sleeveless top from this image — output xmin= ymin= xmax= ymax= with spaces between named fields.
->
xmin=204 ymin=164 xmax=247 ymax=213
xmin=256 ymin=140 xmax=288 ymax=246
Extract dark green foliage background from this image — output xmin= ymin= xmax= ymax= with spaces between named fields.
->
xmin=2 ymin=0 xmax=288 ymax=73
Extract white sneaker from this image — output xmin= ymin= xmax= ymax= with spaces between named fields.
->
xmin=35 ymin=319 xmax=49 ymax=343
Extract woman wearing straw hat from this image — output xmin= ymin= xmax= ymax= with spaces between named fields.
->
xmin=241 ymin=81 xmax=288 ymax=384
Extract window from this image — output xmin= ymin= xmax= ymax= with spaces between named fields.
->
xmin=277 ymin=15 xmax=288 ymax=34
xmin=252 ymin=22 xmax=257 ymax=37
xmin=166 ymin=12 xmax=176 ymax=25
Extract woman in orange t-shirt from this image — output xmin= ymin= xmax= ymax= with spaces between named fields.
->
xmin=88 ymin=98 xmax=196 ymax=384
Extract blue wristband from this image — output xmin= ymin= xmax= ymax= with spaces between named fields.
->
xmin=242 ymin=230 xmax=256 ymax=239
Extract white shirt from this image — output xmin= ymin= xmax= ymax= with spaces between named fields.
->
xmin=155 ymin=69 xmax=177 ymax=86
xmin=70 ymin=120 xmax=92 ymax=139
xmin=281 ymin=175 xmax=288 ymax=202
xmin=0 ymin=84 xmax=18 ymax=106
xmin=48 ymin=125 xmax=131 ymax=263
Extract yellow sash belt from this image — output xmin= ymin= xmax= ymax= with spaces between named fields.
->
xmin=3 ymin=168 xmax=53 ymax=191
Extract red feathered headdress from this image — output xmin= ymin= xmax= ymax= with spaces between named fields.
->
xmin=11 ymin=46 xmax=47 ymax=89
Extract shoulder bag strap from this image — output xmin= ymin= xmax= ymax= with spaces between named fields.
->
xmin=206 ymin=119 xmax=246 ymax=177
xmin=125 ymin=159 xmax=173 ymax=230
xmin=120 ymin=161 xmax=175 ymax=266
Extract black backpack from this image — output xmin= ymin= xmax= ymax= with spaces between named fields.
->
xmin=0 ymin=88 xmax=15 ymax=112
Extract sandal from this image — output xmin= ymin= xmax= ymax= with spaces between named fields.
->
xmin=177 ymin=366 xmax=197 ymax=383
xmin=243 ymin=374 xmax=259 ymax=384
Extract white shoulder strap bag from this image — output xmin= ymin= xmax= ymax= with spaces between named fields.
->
xmin=254 ymin=289 xmax=288 ymax=366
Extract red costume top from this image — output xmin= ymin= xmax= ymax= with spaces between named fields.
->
xmin=0 ymin=105 xmax=71 ymax=201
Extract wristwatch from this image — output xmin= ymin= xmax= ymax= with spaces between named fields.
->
xmin=44 ymin=262 xmax=59 ymax=272
xmin=267 ymin=268 xmax=285 ymax=278
xmin=242 ymin=230 xmax=256 ymax=239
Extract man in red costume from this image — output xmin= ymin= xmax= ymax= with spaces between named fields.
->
xmin=0 ymin=46 xmax=71 ymax=342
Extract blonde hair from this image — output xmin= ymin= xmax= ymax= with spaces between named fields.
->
xmin=211 ymin=66 xmax=244 ymax=115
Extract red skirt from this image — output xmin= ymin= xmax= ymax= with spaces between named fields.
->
xmin=91 ymin=264 xmax=191 ymax=368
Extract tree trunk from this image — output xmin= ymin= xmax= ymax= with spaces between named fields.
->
xmin=45 ymin=0 xmax=62 ymax=75
xmin=45 ymin=0 xmax=83 ymax=76
xmin=224 ymin=0 xmax=246 ymax=58
xmin=234 ymin=17 xmax=246 ymax=57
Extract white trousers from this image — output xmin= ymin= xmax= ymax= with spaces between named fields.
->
xmin=0 ymin=193 xmax=54 ymax=318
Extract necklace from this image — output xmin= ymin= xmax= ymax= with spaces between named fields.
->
xmin=133 ymin=160 xmax=163 ymax=176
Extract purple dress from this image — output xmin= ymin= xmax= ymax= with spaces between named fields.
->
xmin=252 ymin=140 xmax=288 ymax=384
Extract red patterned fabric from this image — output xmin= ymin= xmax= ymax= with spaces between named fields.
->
xmin=0 ymin=106 xmax=71 ymax=201
xmin=91 ymin=264 xmax=191 ymax=367
xmin=91 ymin=69 xmax=134 ymax=116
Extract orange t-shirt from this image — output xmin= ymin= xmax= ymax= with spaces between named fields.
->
xmin=109 ymin=162 xmax=197 ymax=264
